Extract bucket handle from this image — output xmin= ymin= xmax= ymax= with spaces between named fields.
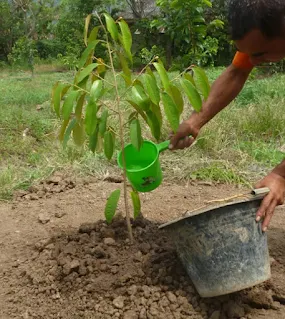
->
xmin=251 ymin=187 xmax=270 ymax=196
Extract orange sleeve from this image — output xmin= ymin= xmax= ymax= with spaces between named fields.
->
xmin=232 ymin=52 xmax=254 ymax=69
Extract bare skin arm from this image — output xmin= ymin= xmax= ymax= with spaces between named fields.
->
xmin=169 ymin=64 xmax=252 ymax=149
xmin=170 ymin=63 xmax=285 ymax=232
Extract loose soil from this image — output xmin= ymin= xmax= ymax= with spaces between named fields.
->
xmin=0 ymin=173 xmax=285 ymax=319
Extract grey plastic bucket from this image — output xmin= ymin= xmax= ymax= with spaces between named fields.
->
xmin=160 ymin=191 xmax=271 ymax=298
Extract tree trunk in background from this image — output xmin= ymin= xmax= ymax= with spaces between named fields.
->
xmin=165 ymin=35 xmax=173 ymax=70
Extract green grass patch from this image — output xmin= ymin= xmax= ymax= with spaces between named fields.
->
xmin=1 ymin=67 xmax=285 ymax=200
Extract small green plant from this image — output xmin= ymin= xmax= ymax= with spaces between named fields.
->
xmin=51 ymin=13 xmax=210 ymax=241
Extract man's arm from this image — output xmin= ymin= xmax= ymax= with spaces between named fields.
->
xmin=169 ymin=64 xmax=252 ymax=149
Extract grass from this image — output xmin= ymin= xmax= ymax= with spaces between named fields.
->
xmin=1 ymin=65 xmax=285 ymax=200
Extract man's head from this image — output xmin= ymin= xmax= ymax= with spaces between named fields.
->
xmin=228 ymin=0 xmax=285 ymax=65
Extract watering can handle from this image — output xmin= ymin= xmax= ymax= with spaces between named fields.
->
xmin=157 ymin=140 xmax=171 ymax=153
xmin=157 ymin=135 xmax=193 ymax=153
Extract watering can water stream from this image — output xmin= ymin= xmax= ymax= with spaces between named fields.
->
xmin=117 ymin=139 xmax=172 ymax=192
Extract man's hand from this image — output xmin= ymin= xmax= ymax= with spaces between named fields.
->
xmin=169 ymin=118 xmax=201 ymax=150
xmin=255 ymin=172 xmax=285 ymax=231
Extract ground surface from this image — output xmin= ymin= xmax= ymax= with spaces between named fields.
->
xmin=0 ymin=174 xmax=285 ymax=319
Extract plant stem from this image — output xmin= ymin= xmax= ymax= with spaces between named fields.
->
xmin=98 ymin=13 xmax=133 ymax=242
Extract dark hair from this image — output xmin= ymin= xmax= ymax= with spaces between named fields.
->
xmin=228 ymin=0 xmax=285 ymax=40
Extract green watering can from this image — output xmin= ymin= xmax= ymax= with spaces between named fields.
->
xmin=117 ymin=140 xmax=171 ymax=192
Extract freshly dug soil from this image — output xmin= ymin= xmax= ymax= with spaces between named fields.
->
xmin=1 ymin=214 xmax=284 ymax=319
xmin=0 ymin=177 xmax=285 ymax=319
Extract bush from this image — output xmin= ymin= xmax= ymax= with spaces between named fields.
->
xmin=36 ymin=39 xmax=65 ymax=59
xmin=8 ymin=37 xmax=37 ymax=70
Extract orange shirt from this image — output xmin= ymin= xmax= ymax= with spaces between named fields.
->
xmin=232 ymin=52 xmax=254 ymax=69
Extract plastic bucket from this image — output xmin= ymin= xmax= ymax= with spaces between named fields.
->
xmin=160 ymin=194 xmax=271 ymax=298
xmin=117 ymin=140 xmax=170 ymax=193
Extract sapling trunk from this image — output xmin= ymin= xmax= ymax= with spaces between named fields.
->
xmin=103 ymin=21 xmax=134 ymax=243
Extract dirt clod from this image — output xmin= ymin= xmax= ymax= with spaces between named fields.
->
xmin=113 ymin=296 xmax=125 ymax=309
xmin=38 ymin=212 xmax=50 ymax=224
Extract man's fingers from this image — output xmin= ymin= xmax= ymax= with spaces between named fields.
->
xmin=256 ymin=195 xmax=271 ymax=222
xmin=262 ymin=200 xmax=277 ymax=232
xmin=177 ymin=139 xmax=186 ymax=149
xmin=170 ymin=136 xmax=195 ymax=150
xmin=169 ymin=133 xmax=183 ymax=149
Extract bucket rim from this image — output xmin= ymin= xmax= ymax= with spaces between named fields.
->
xmin=117 ymin=140 xmax=159 ymax=173
xmin=159 ymin=192 xmax=268 ymax=230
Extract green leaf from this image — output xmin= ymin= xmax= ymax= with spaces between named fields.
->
xmin=193 ymin=67 xmax=210 ymax=100
xmin=118 ymin=19 xmax=132 ymax=62
xmin=126 ymin=100 xmax=148 ymax=123
xmin=184 ymin=72 xmax=196 ymax=87
xmin=73 ymin=120 xmax=85 ymax=146
xmin=77 ymin=63 xmax=98 ymax=83
xmin=128 ymin=111 xmax=137 ymax=123
xmin=119 ymin=52 xmax=132 ymax=86
xmin=90 ymin=79 xmax=103 ymax=101
xmin=161 ymin=92 xmax=179 ymax=132
xmin=62 ymin=90 xmax=80 ymax=121
xmin=104 ymin=189 xmax=121 ymax=224
xmin=78 ymin=41 xmax=99 ymax=69
xmin=146 ymin=66 xmax=156 ymax=80
xmin=133 ymin=79 xmax=143 ymax=88
xmin=104 ymin=13 xmax=119 ymax=41
xmin=150 ymin=102 xmax=162 ymax=127
xmin=99 ymin=109 xmax=108 ymax=136
xmin=153 ymin=61 xmax=170 ymax=90
xmin=97 ymin=58 xmax=106 ymax=75
xmin=58 ymin=119 xmax=69 ymax=142
xmin=63 ymin=118 xmax=77 ymax=149
xmin=131 ymin=85 xmax=151 ymax=111
xmin=131 ymin=191 xmax=141 ymax=219
xmin=52 ymin=83 xmax=70 ymax=117
xmin=88 ymin=26 xmax=99 ymax=43
xmin=143 ymin=74 xmax=160 ymax=105
xmin=89 ymin=126 xmax=99 ymax=153
xmin=202 ymin=0 xmax=212 ymax=7
xmin=180 ymin=79 xmax=202 ymax=112
xmin=84 ymin=14 xmax=92 ymax=46
xmin=146 ymin=110 xmax=161 ymax=141
xmin=130 ymin=119 xmax=142 ymax=151
xmin=85 ymin=101 xmax=98 ymax=136
xmin=104 ymin=131 xmax=115 ymax=160
xmin=75 ymin=93 xmax=86 ymax=121
xmin=167 ymin=84 xmax=184 ymax=115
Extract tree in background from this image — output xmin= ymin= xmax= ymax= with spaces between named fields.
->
xmin=3 ymin=0 xmax=57 ymax=70
xmin=151 ymin=0 xmax=224 ymax=69
xmin=0 ymin=0 xmax=232 ymax=70
xmin=54 ymin=0 xmax=124 ymax=68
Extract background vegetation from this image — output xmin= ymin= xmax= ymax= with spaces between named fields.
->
xmin=1 ymin=0 xmax=285 ymax=200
